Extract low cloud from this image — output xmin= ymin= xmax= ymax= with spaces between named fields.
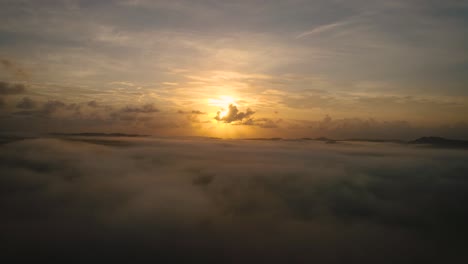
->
xmin=122 ymin=103 xmax=159 ymax=113
xmin=43 ymin=100 xmax=68 ymax=114
xmin=0 ymin=81 xmax=26 ymax=95
xmin=286 ymin=115 xmax=468 ymax=140
xmin=12 ymin=100 xmax=81 ymax=117
xmin=214 ymin=104 xmax=255 ymax=123
xmin=0 ymin=59 xmax=29 ymax=79
xmin=87 ymin=100 xmax=99 ymax=108
xmin=191 ymin=110 xmax=205 ymax=115
xmin=0 ymin=97 xmax=185 ymax=134
xmin=241 ymin=117 xmax=282 ymax=128
xmin=178 ymin=110 xmax=206 ymax=115
xmin=1 ymin=137 xmax=467 ymax=263
xmin=16 ymin=97 xmax=37 ymax=109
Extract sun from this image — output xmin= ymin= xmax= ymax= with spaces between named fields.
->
xmin=208 ymin=95 xmax=237 ymax=108
xmin=208 ymin=95 xmax=237 ymax=119
xmin=218 ymin=109 xmax=228 ymax=119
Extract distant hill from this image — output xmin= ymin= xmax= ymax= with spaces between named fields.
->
xmin=345 ymin=138 xmax=404 ymax=143
xmin=314 ymin=137 xmax=337 ymax=144
xmin=409 ymin=136 xmax=468 ymax=149
xmin=245 ymin=137 xmax=283 ymax=141
xmin=50 ymin=133 xmax=150 ymax=137
xmin=0 ymin=136 xmax=35 ymax=145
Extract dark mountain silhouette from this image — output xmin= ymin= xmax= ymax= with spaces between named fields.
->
xmin=0 ymin=135 xmax=35 ymax=145
xmin=314 ymin=137 xmax=337 ymax=143
xmin=409 ymin=136 xmax=468 ymax=149
xmin=315 ymin=137 xmax=332 ymax=141
xmin=345 ymin=138 xmax=404 ymax=143
xmin=50 ymin=132 xmax=150 ymax=137
xmin=246 ymin=137 xmax=283 ymax=141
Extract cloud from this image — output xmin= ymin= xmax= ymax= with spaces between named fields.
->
xmin=0 ymin=81 xmax=26 ymax=95
xmin=0 ymin=97 xmax=187 ymax=134
xmin=178 ymin=110 xmax=206 ymax=115
xmin=0 ymin=59 xmax=29 ymax=79
xmin=87 ymin=100 xmax=99 ymax=108
xmin=177 ymin=109 xmax=209 ymax=125
xmin=296 ymin=20 xmax=353 ymax=39
xmin=278 ymin=115 xmax=468 ymax=140
xmin=214 ymin=104 xmax=255 ymax=123
xmin=240 ymin=117 xmax=282 ymax=128
xmin=16 ymin=97 xmax=37 ymax=109
xmin=191 ymin=110 xmax=206 ymax=115
xmin=42 ymin=100 xmax=67 ymax=114
xmin=11 ymin=99 xmax=85 ymax=118
xmin=1 ymin=137 xmax=468 ymax=262
xmin=121 ymin=103 xmax=159 ymax=113
xmin=0 ymin=82 xmax=27 ymax=109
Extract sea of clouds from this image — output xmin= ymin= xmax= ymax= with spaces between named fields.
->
xmin=1 ymin=137 xmax=468 ymax=263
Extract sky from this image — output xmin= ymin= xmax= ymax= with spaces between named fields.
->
xmin=0 ymin=0 xmax=468 ymax=139
xmin=1 ymin=137 xmax=468 ymax=263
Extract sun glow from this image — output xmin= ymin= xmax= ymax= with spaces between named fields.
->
xmin=208 ymin=95 xmax=237 ymax=107
xmin=219 ymin=109 xmax=228 ymax=119
xmin=209 ymin=95 xmax=237 ymax=120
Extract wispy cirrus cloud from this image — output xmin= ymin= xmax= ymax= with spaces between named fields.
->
xmin=296 ymin=20 xmax=353 ymax=39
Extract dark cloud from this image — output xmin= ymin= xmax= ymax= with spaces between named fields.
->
xmin=87 ymin=100 xmax=99 ymax=108
xmin=1 ymin=137 xmax=468 ymax=263
xmin=214 ymin=104 xmax=255 ymax=123
xmin=0 ymin=97 xmax=4 ymax=108
xmin=42 ymin=100 xmax=67 ymax=114
xmin=108 ymin=103 xmax=165 ymax=126
xmin=0 ymin=98 xmax=184 ymax=133
xmin=0 ymin=81 xmax=26 ymax=95
xmin=242 ymin=117 xmax=282 ymax=128
xmin=178 ymin=110 xmax=206 ymax=115
xmin=16 ymin=97 xmax=37 ymax=109
xmin=122 ymin=103 xmax=159 ymax=113
xmin=11 ymin=100 xmax=80 ymax=118
xmin=287 ymin=115 xmax=468 ymax=140
xmin=0 ymin=59 xmax=29 ymax=79
xmin=177 ymin=109 xmax=208 ymax=125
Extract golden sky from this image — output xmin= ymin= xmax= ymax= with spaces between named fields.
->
xmin=1 ymin=0 xmax=468 ymax=139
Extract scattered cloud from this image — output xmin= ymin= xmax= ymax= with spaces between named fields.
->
xmin=121 ymin=103 xmax=159 ymax=113
xmin=16 ymin=97 xmax=37 ymax=109
xmin=0 ymin=81 xmax=26 ymax=95
xmin=87 ymin=100 xmax=99 ymax=108
xmin=178 ymin=110 xmax=206 ymax=115
xmin=0 ymin=59 xmax=29 ymax=79
xmin=191 ymin=110 xmax=206 ymax=115
xmin=214 ymin=104 xmax=255 ymax=123
xmin=242 ymin=117 xmax=282 ymax=128
xmin=42 ymin=100 xmax=68 ymax=114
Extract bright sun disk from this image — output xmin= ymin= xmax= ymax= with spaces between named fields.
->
xmin=219 ymin=109 xmax=228 ymax=118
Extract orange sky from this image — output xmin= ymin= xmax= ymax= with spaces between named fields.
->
xmin=1 ymin=0 xmax=468 ymax=139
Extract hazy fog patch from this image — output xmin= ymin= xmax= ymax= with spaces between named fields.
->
xmin=1 ymin=137 xmax=468 ymax=263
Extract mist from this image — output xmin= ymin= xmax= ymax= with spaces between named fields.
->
xmin=1 ymin=136 xmax=468 ymax=263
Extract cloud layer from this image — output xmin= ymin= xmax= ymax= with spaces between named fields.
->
xmin=1 ymin=137 xmax=468 ymax=263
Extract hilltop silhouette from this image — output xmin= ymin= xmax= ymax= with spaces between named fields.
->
xmin=409 ymin=136 xmax=468 ymax=149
